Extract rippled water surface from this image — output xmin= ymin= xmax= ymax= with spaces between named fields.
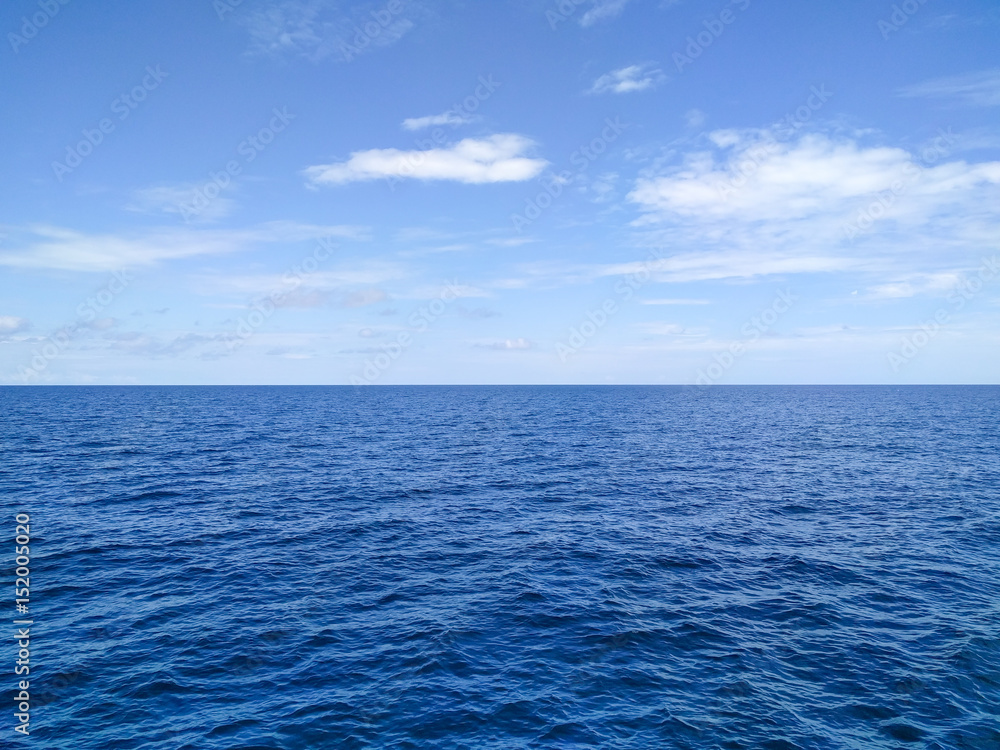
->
xmin=2 ymin=385 xmax=999 ymax=749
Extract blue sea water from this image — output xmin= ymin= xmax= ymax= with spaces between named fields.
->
xmin=2 ymin=385 xmax=999 ymax=749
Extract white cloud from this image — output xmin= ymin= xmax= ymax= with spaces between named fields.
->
xmin=0 ymin=316 xmax=30 ymax=336
xmin=632 ymin=133 xmax=914 ymax=221
xmin=628 ymin=131 xmax=1000 ymax=249
xmin=898 ymin=69 xmax=1000 ymax=107
xmin=303 ymin=134 xmax=548 ymax=185
xmin=618 ymin=129 xmax=1000 ymax=297
xmin=589 ymin=64 xmax=664 ymax=95
xmin=402 ymin=111 xmax=473 ymax=131
xmin=580 ymin=0 xmax=630 ymax=27
xmin=0 ymin=222 xmax=365 ymax=272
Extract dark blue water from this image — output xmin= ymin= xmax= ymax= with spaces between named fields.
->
xmin=2 ymin=386 xmax=998 ymax=749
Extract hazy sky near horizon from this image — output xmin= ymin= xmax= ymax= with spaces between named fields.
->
xmin=2 ymin=0 xmax=999 ymax=384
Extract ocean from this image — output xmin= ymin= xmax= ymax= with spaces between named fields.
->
xmin=2 ymin=385 xmax=998 ymax=749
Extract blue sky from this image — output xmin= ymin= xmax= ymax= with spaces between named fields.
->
xmin=2 ymin=0 xmax=999 ymax=384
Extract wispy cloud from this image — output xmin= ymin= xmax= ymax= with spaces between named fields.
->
xmin=263 ymin=286 xmax=387 ymax=309
xmin=303 ymin=134 xmax=548 ymax=185
xmin=270 ymin=288 xmax=332 ymax=308
xmin=860 ymin=272 xmax=965 ymax=300
xmin=580 ymin=0 xmax=630 ymax=27
xmin=475 ymin=337 xmax=534 ymax=350
xmin=685 ymin=109 xmax=706 ymax=128
xmin=342 ymin=288 xmax=388 ymax=308
xmin=487 ymin=250 xmax=854 ymax=292
xmin=0 ymin=222 xmax=364 ymax=272
xmin=487 ymin=236 xmax=537 ymax=247
xmin=589 ymin=63 xmax=664 ymax=94
xmin=194 ymin=262 xmax=406 ymax=299
xmin=925 ymin=11 xmax=1000 ymax=31
xmin=402 ymin=111 xmax=473 ymax=131
xmin=597 ymin=251 xmax=856 ymax=284
xmin=242 ymin=0 xmax=414 ymax=63
xmin=126 ymin=184 xmax=237 ymax=223
xmin=636 ymin=322 xmax=686 ymax=336
xmin=458 ymin=306 xmax=501 ymax=319
xmin=641 ymin=298 xmax=710 ymax=305
xmin=100 ymin=331 xmax=236 ymax=359
xmin=897 ymin=69 xmax=1000 ymax=107
xmin=243 ymin=0 xmax=332 ymax=60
